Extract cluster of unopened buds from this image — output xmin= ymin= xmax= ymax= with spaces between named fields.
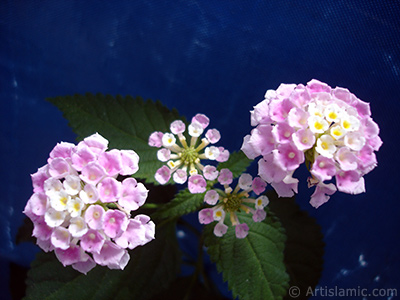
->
xmin=24 ymin=133 xmax=155 ymax=273
xmin=148 ymin=114 xmax=229 ymax=193
xmin=198 ymin=169 xmax=269 ymax=239
xmin=241 ymin=79 xmax=382 ymax=208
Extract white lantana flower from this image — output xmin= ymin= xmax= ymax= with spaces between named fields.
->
xmin=308 ymin=115 xmax=329 ymax=133
xmin=330 ymin=125 xmax=347 ymax=140
xmin=316 ymin=135 xmax=336 ymax=158
xmin=49 ymin=190 xmax=71 ymax=211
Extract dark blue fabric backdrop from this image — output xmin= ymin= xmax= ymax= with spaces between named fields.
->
xmin=1 ymin=1 xmax=399 ymax=299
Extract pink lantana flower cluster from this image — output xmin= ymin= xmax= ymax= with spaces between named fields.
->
xmin=198 ymin=169 xmax=269 ymax=239
xmin=241 ymin=79 xmax=382 ymax=208
xmin=23 ymin=133 xmax=155 ymax=274
xmin=149 ymin=114 xmax=229 ymax=193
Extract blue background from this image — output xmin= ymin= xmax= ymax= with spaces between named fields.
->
xmin=1 ymin=1 xmax=399 ymax=299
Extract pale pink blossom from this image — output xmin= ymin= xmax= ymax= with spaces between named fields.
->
xmin=188 ymin=174 xmax=207 ymax=194
xmin=272 ymin=122 xmax=294 ymax=144
xmin=98 ymin=149 xmax=122 ymax=177
xmin=213 ymin=222 xmax=228 ymax=237
xmin=82 ymin=132 xmax=108 ymax=154
xmin=102 ymin=209 xmax=129 ymax=239
xmin=68 ymin=217 xmax=88 ymax=238
xmin=204 ymin=190 xmax=219 ymax=205
xmin=273 ymin=143 xmax=305 ymax=171
xmin=252 ymin=209 xmax=267 ymax=222
xmin=120 ymin=150 xmax=139 ymax=175
xmin=80 ymin=162 xmax=106 ymax=185
xmin=157 ymin=148 xmax=171 ymax=162
xmin=71 ymin=144 xmax=96 ymax=171
xmin=31 ymin=165 xmax=50 ymax=193
xmin=292 ymin=128 xmax=315 ymax=151
xmin=79 ymin=183 xmax=99 ymax=204
xmin=250 ymin=99 xmax=271 ymax=126
xmin=170 ymin=120 xmax=186 ymax=134
xmin=242 ymin=79 xmax=381 ymax=207
xmin=288 ymin=107 xmax=309 ymax=129
xmin=80 ymin=229 xmax=105 ymax=254
xmin=311 ymin=156 xmax=337 ymax=182
xmin=84 ymin=205 xmax=105 ymax=230
xmin=235 ymin=223 xmax=249 ymax=239
xmin=48 ymin=158 xmax=72 ymax=179
xmin=336 ymin=170 xmax=365 ymax=194
xmin=258 ymin=153 xmax=287 ymax=183
xmin=71 ymin=256 xmax=96 ymax=275
xmin=149 ymin=114 xmax=229 ymax=190
xmin=51 ymin=227 xmax=71 ymax=250
xmin=148 ymin=131 xmax=164 ymax=147
xmin=252 ymin=177 xmax=267 ymax=195
xmin=205 ymin=129 xmax=221 ymax=143
xmin=28 ymin=193 xmax=48 ymax=216
xmin=97 ymin=177 xmax=121 ymax=203
xmin=24 ymin=133 xmax=155 ymax=273
xmin=49 ymin=142 xmax=75 ymax=162
xmin=92 ymin=241 xmax=129 ymax=270
xmin=192 ymin=113 xmax=210 ymax=129
xmin=173 ymin=169 xmax=188 ymax=184
xmin=309 ymin=182 xmax=337 ymax=208
xmin=218 ymin=169 xmax=233 ymax=185
xmin=155 ymin=165 xmax=171 ymax=185
xmin=55 ymin=244 xmax=85 ymax=267
xmin=200 ymin=171 xmax=268 ymax=238
xmin=335 ymin=147 xmax=358 ymax=171
xmin=215 ymin=147 xmax=230 ymax=162
xmin=238 ymin=173 xmax=252 ymax=190
xmin=115 ymin=215 xmax=155 ymax=250
xmin=198 ymin=208 xmax=214 ymax=224
xmin=203 ymin=165 xmax=219 ymax=180
xmin=119 ymin=178 xmax=148 ymax=211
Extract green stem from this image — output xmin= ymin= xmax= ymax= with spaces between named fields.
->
xmin=141 ymin=203 xmax=161 ymax=209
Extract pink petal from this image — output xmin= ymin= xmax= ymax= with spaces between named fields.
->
xmin=198 ymin=208 xmax=214 ymax=224
xmin=170 ymin=120 xmax=186 ymax=134
xmin=83 ymin=133 xmax=109 ymax=154
xmin=235 ymin=223 xmax=249 ymax=239
xmin=188 ymin=174 xmax=207 ymax=194
xmin=148 ymin=131 xmax=164 ymax=147
xmin=98 ymin=149 xmax=122 ymax=177
xmin=217 ymin=169 xmax=233 ymax=185
xmin=80 ymin=229 xmax=105 ymax=253
xmin=120 ymin=150 xmax=140 ymax=175
xmin=155 ymin=165 xmax=171 ymax=185
xmin=97 ymin=177 xmax=121 ymax=203
xmin=102 ymin=209 xmax=129 ymax=238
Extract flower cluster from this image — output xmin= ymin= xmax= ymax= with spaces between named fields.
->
xmin=241 ymin=79 xmax=382 ymax=208
xmin=149 ymin=114 xmax=229 ymax=193
xmin=198 ymin=169 xmax=269 ymax=238
xmin=23 ymin=133 xmax=155 ymax=273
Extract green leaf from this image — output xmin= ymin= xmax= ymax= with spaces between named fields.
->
xmin=217 ymin=151 xmax=252 ymax=178
xmin=24 ymin=220 xmax=181 ymax=300
xmin=267 ymin=191 xmax=324 ymax=300
xmin=153 ymin=188 xmax=205 ymax=219
xmin=47 ymin=93 xmax=185 ymax=183
xmin=204 ymin=211 xmax=289 ymax=300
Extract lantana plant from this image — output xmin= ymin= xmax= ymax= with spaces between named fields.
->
xmin=21 ymin=82 xmax=381 ymax=300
